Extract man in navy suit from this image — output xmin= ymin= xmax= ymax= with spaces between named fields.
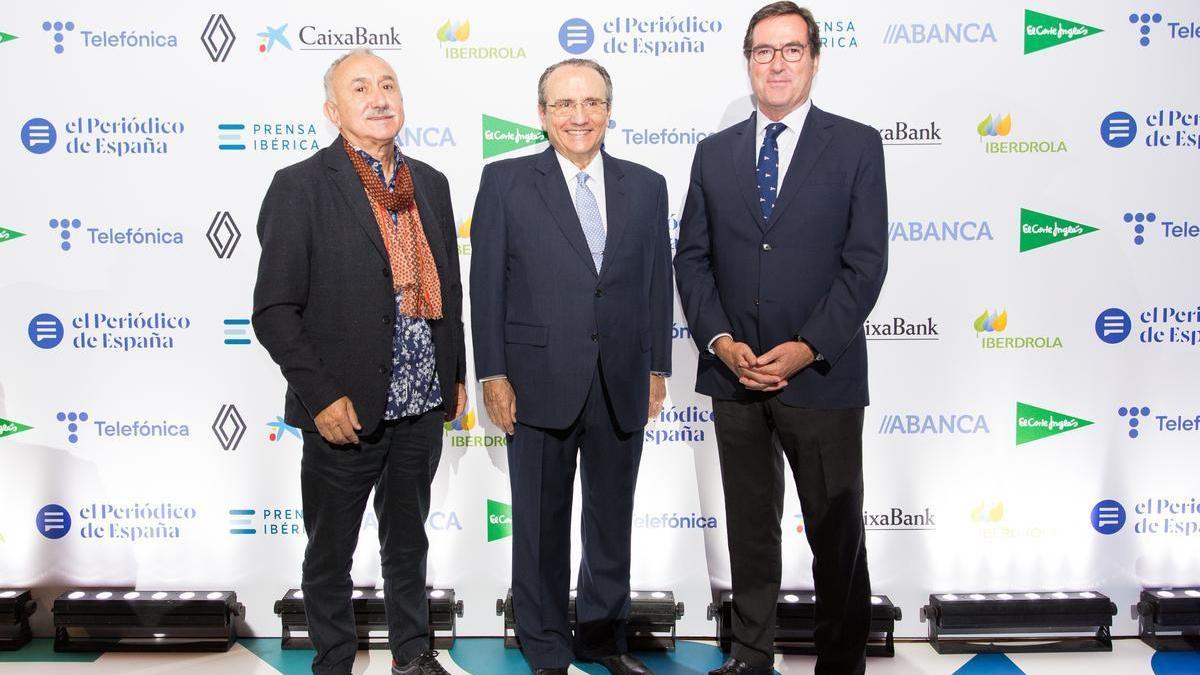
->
xmin=674 ymin=4 xmax=888 ymax=674
xmin=470 ymin=59 xmax=672 ymax=675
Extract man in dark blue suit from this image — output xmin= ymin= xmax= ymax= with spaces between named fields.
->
xmin=674 ymin=4 xmax=888 ymax=674
xmin=470 ymin=59 xmax=673 ymax=675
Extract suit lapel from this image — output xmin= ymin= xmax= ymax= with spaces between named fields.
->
xmin=732 ymin=113 xmax=766 ymax=231
xmin=324 ymin=139 xmax=388 ymax=262
xmin=599 ymin=151 xmax=627 ymax=280
xmin=533 ymin=147 xmax=597 ymax=277
xmin=764 ymin=105 xmax=833 ymax=234
xmin=408 ymin=160 xmax=449 ymax=280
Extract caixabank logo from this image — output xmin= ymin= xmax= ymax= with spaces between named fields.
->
xmin=436 ymin=18 xmax=525 ymax=60
xmin=26 ymin=310 xmax=191 ymax=351
xmin=1015 ymin=402 xmax=1092 ymax=445
xmin=38 ymin=18 xmax=179 ymax=56
xmin=556 ymin=15 xmax=725 ymax=56
xmin=646 ymin=405 xmax=713 ymax=445
xmin=973 ymin=308 xmax=1064 ymax=351
xmin=864 ymin=315 xmax=940 ymax=341
xmin=1120 ymin=209 xmax=1197 ymax=247
xmin=36 ymin=502 xmax=199 ymax=541
xmin=1127 ymin=11 xmax=1200 ymax=47
xmin=251 ymin=21 xmax=402 ymax=53
xmin=976 ymin=113 xmax=1067 ymax=155
xmin=875 ymin=120 xmax=943 ymax=147
xmin=1092 ymin=498 xmax=1200 ymax=537
xmin=20 ymin=115 xmax=184 ymax=156
xmin=888 ymin=217 xmax=993 ymax=244
xmin=1023 ymin=10 xmax=1102 ymax=54
xmin=863 ymin=506 xmax=937 ymax=531
xmin=1100 ymin=109 xmax=1199 ymax=151
xmin=482 ymin=115 xmax=547 ymax=159
xmin=881 ymin=21 xmax=996 ymax=46
xmin=1094 ymin=305 xmax=1200 ymax=347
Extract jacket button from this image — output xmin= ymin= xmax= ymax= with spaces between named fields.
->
xmin=381 ymin=315 xmax=391 ymax=324
xmin=591 ymin=333 xmax=599 ymax=342
xmin=378 ymin=365 xmax=388 ymax=375
xmin=381 ymin=268 xmax=389 ymax=277
xmin=594 ymin=288 xmax=604 ymax=298
xmin=762 ymin=243 xmax=772 ymax=252
xmin=753 ymin=298 xmax=760 ymax=306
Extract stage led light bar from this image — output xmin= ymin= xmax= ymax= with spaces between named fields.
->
xmin=274 ymin=587 xmax=462 ymax=650
xmin=0 ymin=590 xmax=36 ymax=651
xmin=52 ymin=589 xmax=243 ymax=652
xmin=1133 ymin=587 xmax=1200 ymax=651
xmin=919 ymin=590 xmax=1117 ymax=654
xmin=707 ymin=590 xmax=900 ymax=657
xmin=498 ymin=588 xmax=684 ymax=650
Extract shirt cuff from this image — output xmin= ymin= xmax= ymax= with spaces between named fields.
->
xmin=478 ymin=374 xmax=507 ymax=382
xmin=651 ymin=371 xmax=670 ymax=378
xmin=706 ymin=333 xmax=733 ymax=354
xmin=796 ymin=337 xmax=824 ymax=361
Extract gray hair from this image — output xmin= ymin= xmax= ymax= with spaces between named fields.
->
xmin=324 ymin=47 xmax=383 ymax=101
xmin=537 ymin=58 xmax=613 ymax=107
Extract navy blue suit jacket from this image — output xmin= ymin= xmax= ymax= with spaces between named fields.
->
xmin=470 ymin=147 xmax=672 ymax=433
xmin=674 ymin=107 xmax=888 ymax=408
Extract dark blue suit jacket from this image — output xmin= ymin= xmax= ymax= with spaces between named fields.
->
xmin=674 ymin=106 xmax=888 ymax=408
xmin=470 ymin=147 xmax=672 ymax=433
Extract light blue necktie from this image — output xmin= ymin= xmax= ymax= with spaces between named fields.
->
xmin=575 ymin=171 xmax=605 ymax=273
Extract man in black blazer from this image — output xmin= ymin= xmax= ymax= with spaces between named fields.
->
xmin=674 ymin=4 xmax=888 ymax=674
xmin=253 ymin=49 xmax=465 ymax=675
xmin=470 ymin=59 xmax=672 ymax=675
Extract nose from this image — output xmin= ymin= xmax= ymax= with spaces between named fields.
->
xmin=569 ymin=102 xmax=588 ymax=124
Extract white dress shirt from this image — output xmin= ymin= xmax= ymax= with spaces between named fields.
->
xmin=556 ymin=150 xmax=607 ymax=232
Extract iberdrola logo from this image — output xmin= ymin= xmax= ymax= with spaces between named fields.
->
xmin=444 ymin=402 xmax=477 ymax=432
xmin=1015 ymin=402 xmax=1093 ymax=445
xmin=487 ymin=499 xmax=512 ymax=542
xmin=437 ymin=20 xmax=470 ymax=43
xmin=973 ymin=309 xmax=1007 ymax=334
xmin=457 ymin=217 xmax=471 ymax=239
xmin=1024 ymin=10 xmax=1102 ymax=54
xmin=0 ymin=417 xmax=33 ymax=439
xmin=1020 ymin=208 xmax=1098 ymax=252
xmin=971 ymin=501 xmax=1004 ymax=523
xmin=0 ymin=227 xmax=26 ymax=246
xmin=482 ymin=115 xmax=547 ymax=159
xmin=977 ymin=113 xmax=1011 ymax=139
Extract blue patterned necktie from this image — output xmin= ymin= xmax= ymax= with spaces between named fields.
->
xmin=575 ymin=172 xmax=605 ymax=273
xmin=757 ymin=122 xmax=788 ymax=221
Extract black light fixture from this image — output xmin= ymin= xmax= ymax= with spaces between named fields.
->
xmin=1133 ymin=587 xmax=1200 ymax=651
xmin=52 ymin=590 xmax=243 ymax=652
xmin=707 ymin=590 xmax=901 ymax=657
xmin=920 ymin=590 xmax=1117 ymax=654
xmin=0 ymin=590 xmax=36 ymax=651
xmin=274 ymin=587 xmax=462 ymax=650
xmin=497 ymin=589 xmax=684 ymax=650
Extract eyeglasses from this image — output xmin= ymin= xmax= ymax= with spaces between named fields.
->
xmin=544 ymin=98 xmax=610 ymax=117
xmin=747 ymin=43 xmax=808 ymax=64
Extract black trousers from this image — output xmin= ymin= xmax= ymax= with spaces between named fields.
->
xmin=713 ymin=399 xmax=870 ymax=675
xmin=508 ymin=367 xmax=644 ymax=668
xmin=300 ymin=410 xmax=443 ymax=675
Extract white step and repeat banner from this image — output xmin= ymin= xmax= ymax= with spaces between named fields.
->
xmin=1 ymin=0 xmax=1198 ymax=639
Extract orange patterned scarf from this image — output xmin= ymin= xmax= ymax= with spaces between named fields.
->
xmin=343 ymin=138 xmax=442 ymax=319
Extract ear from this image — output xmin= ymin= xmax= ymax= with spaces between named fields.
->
xmin=537 ymin=104 xmax=548 ymax=131
xmin=323 ymin=99 xmax=340 ymax=129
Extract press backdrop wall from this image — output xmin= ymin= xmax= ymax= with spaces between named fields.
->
xmin=1 ymin=0 xmax=1198 ymax=639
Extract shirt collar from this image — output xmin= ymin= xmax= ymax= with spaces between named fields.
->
xmin=555 ymin=149 xmax=604 ymax=185
xmin=755 ymin=98 xmax=813 ymax=139
xmin=351 ymin=142 xmax=404 ymax=189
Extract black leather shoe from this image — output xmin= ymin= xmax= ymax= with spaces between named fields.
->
xmin=392 ymin=650 xmax=451 ymax=675
xmin=596 ymin=653 xmax=652 ymax=675
xmin=708 ymin=656 xmax=772 ymax=675
xmin=533 ymin=669 xmax=568 ymax=675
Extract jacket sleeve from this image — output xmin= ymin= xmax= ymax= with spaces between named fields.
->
xmin=649 ymin=172 xmax=673 ymax=375
xmin=797 ymin=130 xmax=889 ymax=366
xmin=251 ymin=168 xmax=344 ymax=417
xmin=673 ymin=140 xmax=734 ymax=353
xmin=469 ymin=163 xmax=509 ymax=380
xmin=433 ymin=168 xmax=467 ymax=385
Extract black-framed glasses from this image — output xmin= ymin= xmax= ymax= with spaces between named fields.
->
xmin=543 ymin=98 xmax=610 ymax=117
xmin=747 ymin=43 xmax=807 ymax=64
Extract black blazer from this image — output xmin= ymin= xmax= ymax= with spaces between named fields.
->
xmin=469 ymin=147 xmax=672 ymax=434
xmin=674 ymin=106 xmax=888 ymax=408
xmin=252 ymin=138 xmax=465 ymax=434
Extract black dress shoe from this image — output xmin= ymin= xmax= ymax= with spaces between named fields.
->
xmin=533 ymin=669 xmax=568 ymax=675
xmin=596 ymin=652 xmax=652 ymax=675
xmin=708 ymin=656 xmax=772 ymax=675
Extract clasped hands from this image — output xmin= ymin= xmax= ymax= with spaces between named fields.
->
xmin=712 ymin=335 xmax=814 ymax=391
